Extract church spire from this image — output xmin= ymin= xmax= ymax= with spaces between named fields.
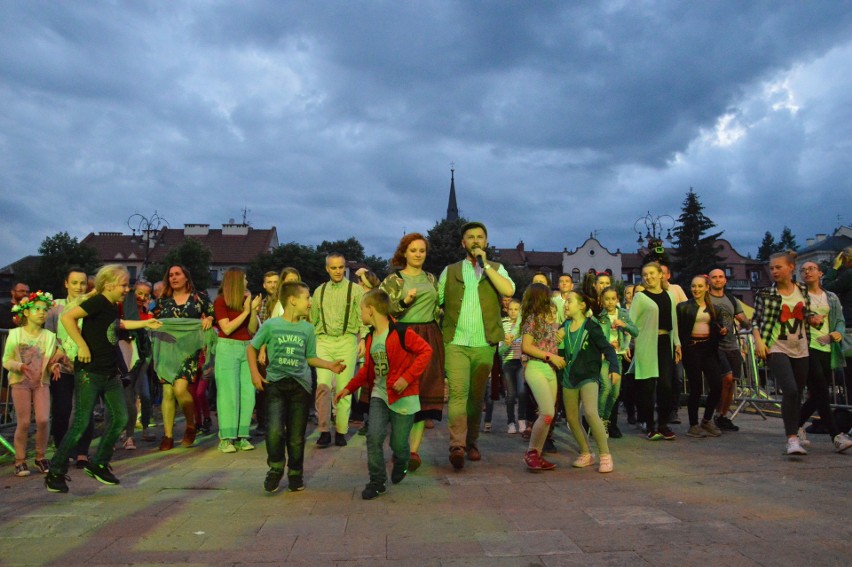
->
xmin=446 ymin=164 xmax=459 ymax=221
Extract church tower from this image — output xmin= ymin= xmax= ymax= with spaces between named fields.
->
xmin=446 ymin=166 xmax=459 ymax=221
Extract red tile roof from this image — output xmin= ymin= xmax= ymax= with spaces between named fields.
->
xmin=81 ymin=227 xmax=278 ymax=266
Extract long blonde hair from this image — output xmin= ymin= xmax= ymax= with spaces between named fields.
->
xmin=220 ymin=268 xmax=247 ymax=311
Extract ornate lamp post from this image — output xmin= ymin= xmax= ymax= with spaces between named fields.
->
xmin=633 ymin=211 xmax=676 ymax=256
xmin=127 ymin=211 xmax=170 ymax=275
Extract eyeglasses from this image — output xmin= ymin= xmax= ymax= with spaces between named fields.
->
xmin=799 ymin=267 xmax=819 ymax=273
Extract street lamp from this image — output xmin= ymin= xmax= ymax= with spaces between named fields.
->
xmin=633 ymin=211 xmax=676 ymax=255
xmin=127 ymin=211 xmax=170 ymax=275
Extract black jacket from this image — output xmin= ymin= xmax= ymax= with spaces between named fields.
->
xmin=676 ymin=299 xmax=722 ymax=348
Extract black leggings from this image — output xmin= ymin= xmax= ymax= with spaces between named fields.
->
xmin=799 ymin=349 xmax=839 ymax=437
xmin=768 ymin=353 xmax=808 ymax=436
xmin=638 ymin=335 xmax=674 ymax=431
xmin=682 ymin=340 xmax=722 ymax=426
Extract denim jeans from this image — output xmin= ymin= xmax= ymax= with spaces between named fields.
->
xmin=123 ymin=359 xmax=152 ymax=436
xmin=367 ymin=396 xmax=414 ymax=486
xmin=50 ymin=369 xmax=127 ymax=474
xmin=502 ymin=359 xmax=525 ymax=424
xmin=265 ymin=378 xmax=311 ymax=478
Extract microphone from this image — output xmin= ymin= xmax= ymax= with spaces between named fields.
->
xmin=472 ymin=245 xmax=484 ymax=269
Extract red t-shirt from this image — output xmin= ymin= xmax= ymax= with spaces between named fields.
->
xmin=214 ymin=296 xmax=252 ymax=341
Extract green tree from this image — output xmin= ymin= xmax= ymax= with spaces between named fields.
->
xmin=777 ymin=226 xmax=798 ymax=252
xmin=363 ymin=254 xmax=389 ymax=280
xmin=317 ymin=237 xmax=366 ymax=262
xmin=21 ymin=232 xmax=101 ymax=295
xmin=756 ymin=231 xmax=776 ymax=262
xmin=145 ymin=238 xmax=213 ymax=291
xmin=671 ymin=189 xmax=723 ymax=285
xmin=246 ymin=242 xmax=326 ymax=292
xmin=424 ymin=217 xmax=469 ymax=275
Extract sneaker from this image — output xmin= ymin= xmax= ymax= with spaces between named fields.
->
xmin=236 ymin=438 xmax=255 ymax=451
xmin=686 ymin=425 xmax=706 ymax=438
xmin=264 ymin=469 xmax=284 ymax=493
xmin=608 ymin=422 xmax=623 ymax=439
xmin=123 ymin=437 xmax=137 ymax=450
xmin=524 ymin=449 xmax=542 ymax=472
xmin=659 ymin=426 xmax=677 ymax=441
xmin=361 ymin=483 xmax=386 ymax=500
xmin=335 ymin=432 xmax=347 ymax=447
xmin=449 ymin=446 xmax=465 ymax=470
xmin=288 ymin=476 xmax=305 ymax=492
xmin=357 ymin=423 xmax=369 ymax=436
xmin=391 ymin=465 xmax=407 ymax=485
xmin=507 ymin=422 xmax=518 ymax=434
xmin=715 ymin=415 xmax=740 ymax=432
xmin=543 ymin=438 xmax=557 ymax=454
xmin=646 ymin=430 xmax=663 ymax=441
xmin=668 ymin=410 xmax=681 ymax=425
xmin=218 ymin=439 xmax=237 ymax=454
xmin=833 ymin=433 xmax=852 ymax=453
xmin=35 ymin=459 xmax=50 ymax=474
xmin=85 ymin=463 xmax=120 ymax=485
xmin=598 ymin=454 xmax=614 ymax=473
xmin=408 ymin=452 xmax=422 ymax=472
xmin=483 ymin=422 xmax=492 ymax=433
xmin=14 ymin=463 xmax=30 ymax=477
xmin=45 ymin=471 xmax=70 ymax=493
xmin=518 ymin=420 xmax=527 ymax=434
xmin=572 ymin=452 xmax=596 ymax=468
xmin=700 ymin=420 xmax=722 ymax=438
xmin=158 ymin=436 xmax=174 ymax=451
xmin=201 ymin=417 xmax=213 ymax=434
xmin=538 ymin=455 xmax=557 ymax=471
xmin=797 ymin=427 xmax=811 ymax=447
xmin=786 ymin=436 xmax=807 ymax=455
xmin=316 ymin=432 xmax=332 ymax=448
xmin=75 ymin=457 xmax=89 ymax=469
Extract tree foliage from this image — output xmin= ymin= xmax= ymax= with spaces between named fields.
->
xmin=756 ymin=231 xmax=776 ymax=262
xmin=777 ymin=226 xmax=798 ymax=252
xmin=317 ymin=237 xmax=366 ymax=262
xmin=424 ymin=217 xmax=469 ymax=275
xmin=246 ymin=242 xmax=327 ymax=292
xmin=144 ymin=238 xmax=213 ymax=291
xmin=20 ymin=232 xmax=101 ymax=295
xmin=671 ymin=189 xmax=723 ymax=285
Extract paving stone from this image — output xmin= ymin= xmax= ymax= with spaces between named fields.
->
xmin=475 ymin=529 xmax=582 ymax=556
xmin=583 ymin=506 xmax=681 ymax=526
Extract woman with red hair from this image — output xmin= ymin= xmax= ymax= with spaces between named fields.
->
xmin=379 ymin=233 xmax=444 ymax=471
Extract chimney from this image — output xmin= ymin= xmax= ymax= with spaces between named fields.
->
xmin=816 ymin=233 xmax=827 ymax=242
xmin=806 ymin=238 xmax=815 ymax=247
xmin=517 ymin=240 xmax=524 ymax=252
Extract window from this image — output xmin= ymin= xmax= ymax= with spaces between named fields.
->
xmin=209 ymin=269 xmax=219 ymax=284
xmin=128 ymin=266 xmax=137 ymax=282
xmin=750 ymin=270 xmax=760 ymax=282
xmin=572 ymin=268 xmax=580 ymax=283
xmin=724 ymin=267 xmax=732 ymax=277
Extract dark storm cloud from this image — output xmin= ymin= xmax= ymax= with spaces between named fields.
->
xmin=1 ymin=1 xmax=851 ymax=269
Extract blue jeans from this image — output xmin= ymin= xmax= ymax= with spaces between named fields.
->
xmin=265 ymin=378 xmax=312 ymax=478
xmin=366 ymin=396 xmax=414 ymax=486
xmin=50 ymin=369 xmax=127 ymax=474
xmin=502 ymin=359 xmax=525 ymax=424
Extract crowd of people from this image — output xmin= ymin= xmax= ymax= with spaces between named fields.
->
xmin=2 ymin=223 xmax=851 ymax=498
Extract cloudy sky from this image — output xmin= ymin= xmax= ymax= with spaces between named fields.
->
xmin=2 ymin=1 xmax=851 ymax=268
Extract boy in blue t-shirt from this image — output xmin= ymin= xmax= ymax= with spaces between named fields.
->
xmin=248 ymin=282 xmax=345 ymax=494
xmin=335 ymin=290 xmax=432 ymax=500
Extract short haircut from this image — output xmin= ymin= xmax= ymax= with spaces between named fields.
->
xmin=362 ymin=289 xmax=390 ymax=316
xmin=532 ymin=272 xmax=551 ymax=286
xmin=326 ymin=253 xmax=345 ymax=265
xmin=278 ymin=281 xmax=309 ymax=306
xmin=66 ymin=266 xmax=86 ymax=280
xmin=135 ymin=280 xmax=152 ymax=291
xmin=263 ymin=271 xmax=278 ymax=280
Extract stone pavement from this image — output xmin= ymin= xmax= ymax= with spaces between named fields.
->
xmin=1 ymin=406 xmax=851 ymax=567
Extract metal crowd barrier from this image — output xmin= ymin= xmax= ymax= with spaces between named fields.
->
xmin=1 ymin=328 xmax=16 ymax=455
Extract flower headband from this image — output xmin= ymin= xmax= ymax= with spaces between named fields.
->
xmin=11 ymin=291 xmax=55 ymax=313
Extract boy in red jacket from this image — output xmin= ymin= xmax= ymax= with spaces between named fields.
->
xmin=335 ymin=289 xmax=433 ymax=500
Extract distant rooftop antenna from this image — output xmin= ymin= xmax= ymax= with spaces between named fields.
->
xmin=241 ymin=206 xmax=251 ymax=226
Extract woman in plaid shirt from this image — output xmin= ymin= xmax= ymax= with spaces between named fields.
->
xmin=751 ymin=250 xmax=819 ymax=456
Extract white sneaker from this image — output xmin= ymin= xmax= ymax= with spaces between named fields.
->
xmin=786 ymin=437 xmax=807 ymax=455
xmin=518 ymin=420 xmax=527 ymax=434
xmin=833 ymin=433 xmax=852 ymax=453
xmin=507 ymin=422 xmax=518 ymax=434
xmin=797 ymin=427 xmax=811 ymax=447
